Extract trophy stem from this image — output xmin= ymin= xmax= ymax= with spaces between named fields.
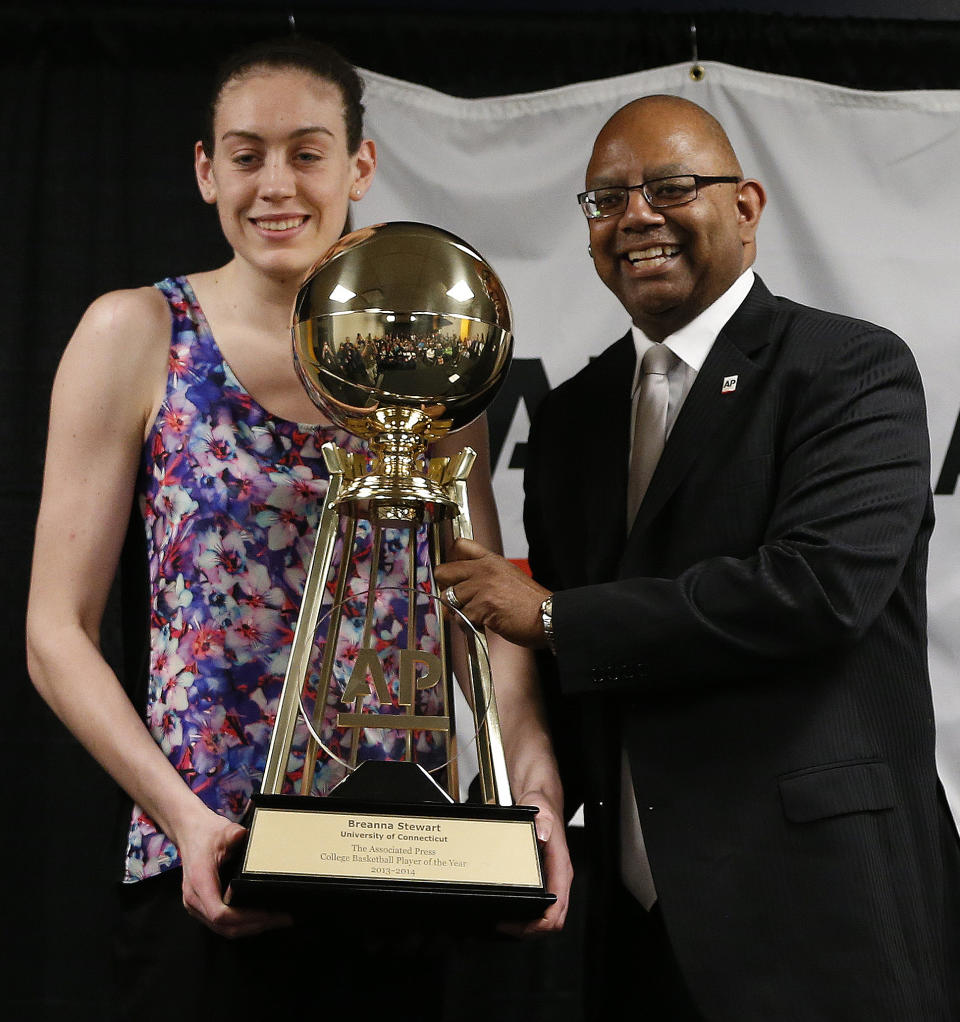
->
xmin=349 ymin=521 xmax=386 ymax=769
xmin=302 ymin=513 xmax=357 ymax=795
xmin=405 ymin=528 xmax=417 ymax=764
xmin=261 ymin=445 xmax=349 ymax=796
xmin=432 ymin=519 xmax=459 ymax=801
xmin=370 ymin=428 xmax=428 ymax=483
xmin=442 ymin=454 xmax=513 ymax=809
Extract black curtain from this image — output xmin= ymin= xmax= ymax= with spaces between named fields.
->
xmin=5 ymin=6 xmax=959 ymax=1018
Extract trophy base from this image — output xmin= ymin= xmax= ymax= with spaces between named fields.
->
xmin=229 ymin=870 xmax=555 ymax=922
xmin=228 ymin=778 xmax=556 ymax=921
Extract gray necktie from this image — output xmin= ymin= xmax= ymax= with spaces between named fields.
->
xmin=622 ymin=342 xmax=677 ymax=908
xmin=627 ymin=343 xmax=679 ymax=523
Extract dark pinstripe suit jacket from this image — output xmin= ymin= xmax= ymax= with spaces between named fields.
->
xmin=525 ymin=277 xmax=960 ymax=1020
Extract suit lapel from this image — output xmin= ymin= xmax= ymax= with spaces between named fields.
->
xmin=625 ymin=278 xmax=781 ymax=544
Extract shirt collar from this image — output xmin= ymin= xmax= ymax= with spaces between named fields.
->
xmin=631 ymin=268 xmax=755 ymax=382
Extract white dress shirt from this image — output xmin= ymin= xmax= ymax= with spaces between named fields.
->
xmin=628 ymin=268 xmax=756 ymax=458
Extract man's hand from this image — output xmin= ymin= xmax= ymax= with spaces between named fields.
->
xmin=434 ymin=539 xmax=552 ymax=648
xmin=178 ymin=808 xmax=293 ymax=939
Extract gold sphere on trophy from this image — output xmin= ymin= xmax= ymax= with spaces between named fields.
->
xmin=293 ymin=220 xmax=513 ymax=515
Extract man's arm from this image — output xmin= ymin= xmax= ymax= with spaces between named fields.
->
xmin=439 ymin=322 xmax=932 ymax=696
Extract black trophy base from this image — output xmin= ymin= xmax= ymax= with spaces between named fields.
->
xmin=228 ymin=763 xmax=556 ymax=921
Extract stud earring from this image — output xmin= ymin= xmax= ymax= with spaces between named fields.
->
xmin=587 ymin=245 xmax=593 ymax=258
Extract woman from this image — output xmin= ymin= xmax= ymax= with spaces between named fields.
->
xmin=26 ymin=37 xmax=570 ymax=1013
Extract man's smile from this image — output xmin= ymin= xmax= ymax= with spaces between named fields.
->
xmin=623 ymin=243 xmax=681 ymax=271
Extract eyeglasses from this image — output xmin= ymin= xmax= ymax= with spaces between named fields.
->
xmin=577 ymin=175 xmax=741 ymax=219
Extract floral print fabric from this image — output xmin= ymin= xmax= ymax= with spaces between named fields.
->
xmin=124 ymin=277 xmax=443 ymax=882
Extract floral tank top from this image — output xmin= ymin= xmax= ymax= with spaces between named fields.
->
xmin=124 ymin=277 xmax=436 ymax=882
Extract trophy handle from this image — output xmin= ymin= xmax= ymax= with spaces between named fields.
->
xmin=440 ymin=447 xmax=514 ymax=808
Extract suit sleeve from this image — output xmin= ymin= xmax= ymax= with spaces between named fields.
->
xmin=549 ymin=323 xmax=933 ymax=696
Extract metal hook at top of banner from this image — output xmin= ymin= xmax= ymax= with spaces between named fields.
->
xmin=689 ymin=19 xmax=705 ymax=82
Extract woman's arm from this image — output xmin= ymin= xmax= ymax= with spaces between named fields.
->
xmin=26 ymin=288 xmax=286 ymax=937
xmin=432 ymin=416 xmax=571 ymax=932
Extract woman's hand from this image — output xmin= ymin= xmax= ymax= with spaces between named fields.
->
xmin=177 ymin=806 xmax=293 ymax=939
xmin=499 ymin=788 xmax=573 ymax=937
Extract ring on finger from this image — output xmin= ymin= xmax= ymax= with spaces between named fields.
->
xmin=444 ymin=585 xmax=463 ymax=610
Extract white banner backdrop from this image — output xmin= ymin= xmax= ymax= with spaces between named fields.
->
xmin=359 ymin=61 xmax=960 ymax=815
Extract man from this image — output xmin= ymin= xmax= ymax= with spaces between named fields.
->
xmin=435 ymin=96 xmax=960 ymax=1020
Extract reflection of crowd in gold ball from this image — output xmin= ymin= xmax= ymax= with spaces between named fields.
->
xmin=328 ymin=330 xmax=489 ymax=375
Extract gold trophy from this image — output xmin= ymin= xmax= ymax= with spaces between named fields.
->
xmin=229 ymin=222 xmax=554 ymax=918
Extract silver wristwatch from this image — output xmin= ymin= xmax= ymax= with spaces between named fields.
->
xmin=540 ymin=595 xmax=556 ymax=654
